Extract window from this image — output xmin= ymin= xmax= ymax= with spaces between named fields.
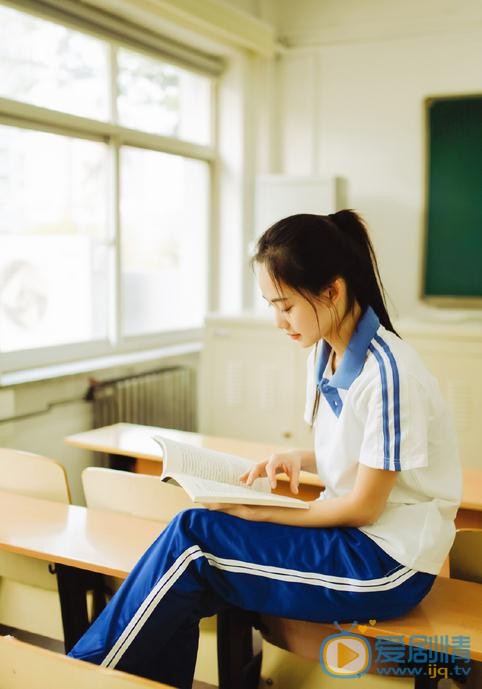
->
xmin=0 ymin=125 xmax=110 ymax=353
xmin=0 ymin=5 xmax=109 ymax=120
xmin=120 ymin=147 xmax=209 ymax=336
xmin=0 ymin=2 xmax=217 ymax=372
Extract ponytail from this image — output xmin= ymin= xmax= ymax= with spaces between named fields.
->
xmin=327 ymin=210 xmax=398 ymax=335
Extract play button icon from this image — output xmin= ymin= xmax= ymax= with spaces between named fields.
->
xmin=338 ymin=641 xmax=360 ymax=668
xmin=320 ymin=634 xmax=371 ymax=678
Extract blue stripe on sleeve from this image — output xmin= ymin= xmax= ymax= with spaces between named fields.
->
xmin=374 ymin=334 xmax=401 ymax=470
xmin=368 ymin=343 xmax=390 ymax=469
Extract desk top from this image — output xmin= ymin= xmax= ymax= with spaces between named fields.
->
xmin=65 ymin=423 xmax=322 ymax=487
xmin=0 ymin=491 xmax=163 ymax=578
xmin=65 ymin=423 xmax=482 ymax=508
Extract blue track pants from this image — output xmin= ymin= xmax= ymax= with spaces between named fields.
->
xmin=69 ymin=508 xmax=436 ymax=688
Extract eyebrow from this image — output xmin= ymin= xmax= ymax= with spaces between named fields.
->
xmin=262 ymin=295 xmax=288 ymax=303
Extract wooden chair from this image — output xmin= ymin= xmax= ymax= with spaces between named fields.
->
xmin=81 ymin=467 xmax=192 ymax=520
xmin=0 ymin=449 xmax=70 ymax=641
xmin=81 ymin=468 xmax=192 ymax=603
xmin=0 ymin=634 xmax=173 ymax=689
xmin=0 ymin=448 xmax=71 ymax=503
xmin=81 ymin=467 xmax=217 ymax=685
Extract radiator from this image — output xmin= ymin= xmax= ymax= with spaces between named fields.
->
xmin=87 ymin=366 xmax=197 ymax=432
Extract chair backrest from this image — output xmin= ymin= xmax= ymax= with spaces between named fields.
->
xmin=0 ymin=448 xmax=70 ymax=504
xmin=82 ymin=467 xmax=192 ymax=522
xmin=449 ymin=528 xmax=482 ymax=583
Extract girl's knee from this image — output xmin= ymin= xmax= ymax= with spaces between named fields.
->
xmin=173 ymin=507 xmax=226 ymax=541
xmin=170 ymin=507 xmax=208 ymax=533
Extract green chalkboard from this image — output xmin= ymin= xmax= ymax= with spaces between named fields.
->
xmin=424 ymin=95 xmax=482 ymax=300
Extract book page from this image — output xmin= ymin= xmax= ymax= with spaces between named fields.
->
xmin=154 ymin=435 xmax=270 ymax=492
xmin=168 ymin=473 xmax=309 ymax=509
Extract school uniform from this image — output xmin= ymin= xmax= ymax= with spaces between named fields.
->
xmin=307 ymin=306 xmax=462 ymax=575
xmin=69 ymin=306 xmax=460 ymax=689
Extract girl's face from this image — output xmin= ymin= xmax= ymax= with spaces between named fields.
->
xmin=257 ymin=263 xmax=334 ymax=348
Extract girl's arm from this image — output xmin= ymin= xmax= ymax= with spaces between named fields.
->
xmin=212 ymin=464 xmax=398 ymax=528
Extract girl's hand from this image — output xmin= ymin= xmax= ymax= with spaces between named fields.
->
xmin=239 ymin=450 xmax=302 ymax=494
xmin=203 ymin=503 xmax=266 ymax=521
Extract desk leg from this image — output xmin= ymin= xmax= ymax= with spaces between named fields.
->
xmin=108 ymin=453 xmax=135 ymax=472
xmin=217 ymin=609 xmax=262 ymax=689
xmin=56 ymin=564 xmax=107 ymax=653
xmin=414 ymin=676 xmax=439 ymax=689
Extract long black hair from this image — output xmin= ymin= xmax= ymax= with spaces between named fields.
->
xmin=252 ymin=210 xmax=398 ymax=425
xmin=253 ymin=209 xmax=397 ymax=333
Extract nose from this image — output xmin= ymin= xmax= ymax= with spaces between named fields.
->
xmin=274 ymin=308 xmax=289 ymax=330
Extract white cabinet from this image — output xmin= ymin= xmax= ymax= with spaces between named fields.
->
xmin=199 ymin=314 xmax=313 ymax=447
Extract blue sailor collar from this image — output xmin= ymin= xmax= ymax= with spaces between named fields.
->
xmin=316 ymin=306 xmax=380 ymax=392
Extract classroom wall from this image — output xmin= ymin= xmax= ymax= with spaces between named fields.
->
xmin=273 ymin=0 xmax=482 ymax=321
xmin=0 ymin=352 xmax=199 ymax=504
xmin=218 ymin=0 xmax=276 ymax=23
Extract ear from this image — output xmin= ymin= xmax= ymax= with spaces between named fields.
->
xmin=327 ymin=278 xmax=343 ymax=303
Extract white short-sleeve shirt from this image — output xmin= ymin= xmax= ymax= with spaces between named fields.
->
xmin=304 ymin=306 xmax=462 ymax=575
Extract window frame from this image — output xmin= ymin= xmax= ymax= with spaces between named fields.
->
xmin=0 ymin=7 xmax=219 ymax=376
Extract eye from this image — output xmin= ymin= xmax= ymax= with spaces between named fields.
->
xmin=281 ymin=307 xmax=292 ymax=314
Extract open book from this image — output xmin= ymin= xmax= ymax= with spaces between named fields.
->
xmin=153 ymin=436 xmax=310 ymax=509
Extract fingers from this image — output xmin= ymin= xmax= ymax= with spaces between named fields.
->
xmin=288 ymin=464 xmax=300 ymax=494
xmin=239 ymin=462 xmax=267 ymax=486
xmin=265 ymin=462 xmax=278 ymax=490
xmin=239 ymin=453 xmax=301 ymax=492
xmin=241 ymin=461 xmax=277 ymax=489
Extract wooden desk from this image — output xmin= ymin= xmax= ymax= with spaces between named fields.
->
xmin=221 ymin=574 xmax=482 ymax=689
xmin=0 ymin=489 xmax=164 ymax=650
xmin=66 ymin=423 xmax=482 ymax=526
xmin=0 ymin=490 xmax=481 ymax=689
xmin=0 ymin=490 xmax=163 ymax=578
xmin=0 ymin=635 xmax=173 ymax=689
xmin=261 ymin=573 xmax=482 ymax=658
xmin=65 ymin=423 xmax=323 ymax=501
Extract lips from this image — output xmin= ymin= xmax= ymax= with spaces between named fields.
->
xmin=288 ymin=333 xmax=301 ymax=340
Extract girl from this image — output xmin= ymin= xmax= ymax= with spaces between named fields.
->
xmin=69 ymin=210 xmax=462 ymax=689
